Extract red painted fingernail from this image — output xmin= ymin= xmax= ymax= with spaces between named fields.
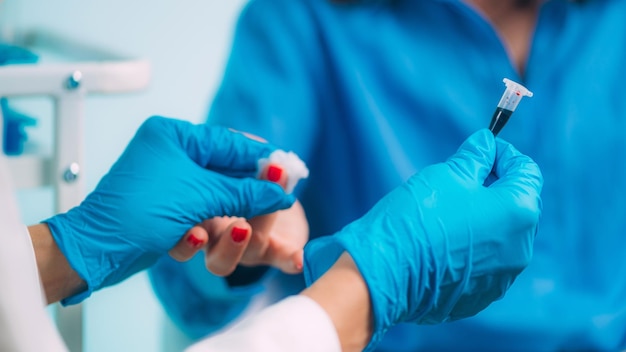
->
xmin=187 ymin=234 xmax=203 ymax=248
xmin=231 ymin=227 xmax=248 ymax=243
xmin=267 ymin=165 xmax=283 ymax=183
xmin=296 ymin=263 xmax=303 ymax=271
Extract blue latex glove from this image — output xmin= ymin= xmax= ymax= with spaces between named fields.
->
xmin=45 ymin=116 xmax=295 ymax=304
xmin=303 ymin=129 xmax=543 ymax=350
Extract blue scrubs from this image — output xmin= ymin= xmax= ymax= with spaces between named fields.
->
xmin=150 ymin=0 xmax=626 ymax=350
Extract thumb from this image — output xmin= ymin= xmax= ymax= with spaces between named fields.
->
xmin=197 ymin=171 xmax=296 ymax=220
xmin=490 ymin=138 xmax=544 ymax=197
xmin=488 ymin=138 xmax=543 ymax=232
xmin=446 ymin=129 xmax=496 ymax=183
xmin=169 ymin=119 xmax=276 ymax=176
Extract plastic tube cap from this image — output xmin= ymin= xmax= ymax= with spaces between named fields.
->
xmin=498 ymin=78 xmax=534 ymax=111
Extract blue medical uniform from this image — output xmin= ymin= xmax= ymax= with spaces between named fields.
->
xmin=150 ymin=0 xmax=626 ymax=350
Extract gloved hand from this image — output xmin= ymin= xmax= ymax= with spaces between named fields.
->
xmin=303 ymin=129 xmax=543 ymax=350
xmin=45 ymin=116 xmax=295 ymax=304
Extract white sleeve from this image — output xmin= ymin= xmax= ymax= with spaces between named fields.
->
xmin=185 ymin=295 xmax=341 ymax=352
xmin=0 ymin=156 xmax=68 ymax=352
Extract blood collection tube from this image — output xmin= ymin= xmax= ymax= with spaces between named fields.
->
xmin=488 ymin=78 xmax=533 ymax=136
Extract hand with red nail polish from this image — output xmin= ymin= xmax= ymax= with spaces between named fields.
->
xmin=171 ymin=217 xmax=257 ymax=276
xmin=243 ymin=199 xmax=308 ymax=274
xmin=234 ymin=161 xmax=308 ymax=274
xmin=41 ymin=117 xmax=297 ymax=304
xmin=186 ymin=160 xmax=309 ymax=276
xmin=166 ymin=157 xmax=308 ymax=275
xmin=176 ymin=198 xmax=308 ymax=277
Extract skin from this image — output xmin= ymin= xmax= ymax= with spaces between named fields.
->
xmin=169 ymin=163 xmax=309 ymax=276
xmin=28 ymin=223 xmax=86 ymax=304
xmin=465 ymin=0 xmax=540 ymax=75
xmin=302 ymin=253 xmax=373 ymax=352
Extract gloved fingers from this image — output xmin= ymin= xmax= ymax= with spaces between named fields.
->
xmin=168 ymin=225 xmax=208 ymax=262
xmin=167 ymin=118 xmax=276 ymax=175
xmin=488 ymin=138 xmax=543 ymax=229
xmin=446 ymin=129 xmax=496 ymax=183
xmin=196 ymin=170 xmax=295 ymax=220
xmin=490 ymin=138 xmax=544 ymax=195
xmin=205 ymin=219 xmax=252 ymax=277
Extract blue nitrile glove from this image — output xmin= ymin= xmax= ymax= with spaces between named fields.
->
xmin=303 ymin=129 xmax=543 ymax=350
xmin=45 ymin=116 xmax=295 ymax=304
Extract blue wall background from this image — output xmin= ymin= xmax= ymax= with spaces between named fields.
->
xmin=0 ymin=1 xmax=246 ymax=351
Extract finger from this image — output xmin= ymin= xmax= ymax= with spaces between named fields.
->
xmin=490 ymin=138 xmax=543 ymax=227
xmin=247 ymin=201 xmax=308 ymax=274
xmin=262 ymin=244 xmax=304 ymax=274
xmin=446 ymin=129 xmax=496 ymax=183
xmin=200 ymin=216 xmax=243 ymax=247
xmin=205 ymin=219 xmax=252 ymax=276
xmin=241 ymin=220 xmax=303 ymax=274
xmin=491 ymin=138 xmax=543 ymax=194
xmin=257 ymin=150 xmax=309 ymax=194
xmin=139 ymin=117 xmax=278 ymax=178
xmin=262 ymin=163 xmax=289 ymax=189
xmin=180 ymin=216 xmax=244 ymax=251
xmin=195 ymin=171 xmax=296 ymax=219
xmin=168 ymin=225 xmax=208 ymax=262
xmin=245 ymin=163 xmax=289 ymax=256
xmin=246 ymin=215 xmax=275 ymax=261
xmin=173 ymin=121 xmax=276 ymax=175
xmin=292 ymin=250 xmax=304 ymax=272
xmin=247 ymin=163 xmax=288 ymax=237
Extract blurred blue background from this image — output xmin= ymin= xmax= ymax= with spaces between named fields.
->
xmin=0 ymin=1 xmax=246 ymax=350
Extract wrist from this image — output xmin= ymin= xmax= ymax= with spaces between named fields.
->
xmin=28 ymin=223 xmax=86 ymax=304
xmin=302 ymin=252 xmax=373 ymax=352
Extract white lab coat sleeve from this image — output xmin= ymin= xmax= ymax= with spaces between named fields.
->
xmin=0 ymin=155 xmax=68 ymax=352
xmin=185 ymin=295 xmax=341 ymax=352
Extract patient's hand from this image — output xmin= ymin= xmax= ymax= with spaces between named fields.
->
xmin=168 ymin=163 xmax=309 ymax=275
xmin=168 ymin=201 xmax=308 ymax=276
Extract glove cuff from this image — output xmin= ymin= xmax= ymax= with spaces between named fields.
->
xmin=44 ymin=211 xmax=95 ymax=305
xmin=303 ymin=234 xmax=393 ymax=351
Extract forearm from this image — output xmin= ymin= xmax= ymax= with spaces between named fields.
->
xmin=27 ymin=223 xmax=86 ymax=304
xmin=301 ymin=252 xmax=373 ymax=352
